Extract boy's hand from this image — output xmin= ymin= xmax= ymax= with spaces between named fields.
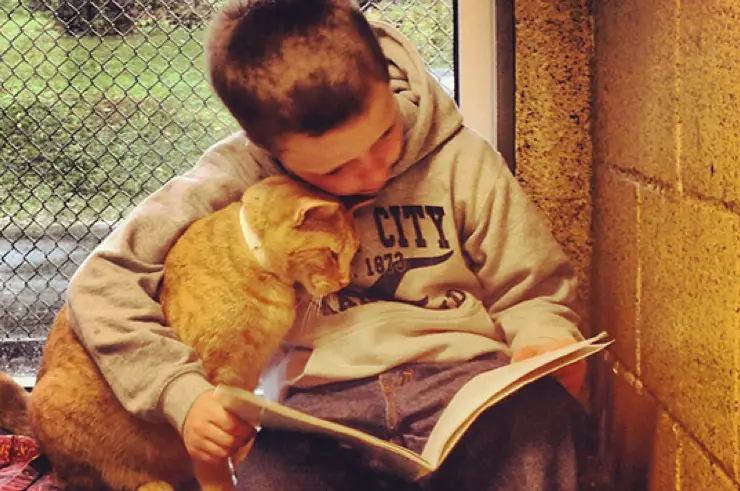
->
xmin=511 ymin=339 xmax=586 ymax=397
xmin=182 ymin=390 xmax=255 ymax=463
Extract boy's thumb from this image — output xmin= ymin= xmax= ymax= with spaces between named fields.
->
xmin=511 ymin=345 xmax=541 ymax=363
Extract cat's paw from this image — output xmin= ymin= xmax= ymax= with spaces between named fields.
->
xmin=137 ymin=482 xmax=175 ymax=491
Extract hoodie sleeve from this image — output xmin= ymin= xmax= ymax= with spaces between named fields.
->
xmin=66 ymin=132 xmax=265 ymax=432
xmin=456 ymin=130 xmax=583 ymax=353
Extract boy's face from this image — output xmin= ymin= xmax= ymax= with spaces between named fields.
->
xmin=275 ymin=82 xmax=403 ymax=196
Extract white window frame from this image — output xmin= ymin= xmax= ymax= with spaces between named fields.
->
xmin=457 ymin=0 xmax=496 ymax=145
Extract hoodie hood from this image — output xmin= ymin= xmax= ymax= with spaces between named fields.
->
xmin=246 ymin=21 xmax=465 ymax=182
xmin=374 ymin=21 xmax=464 ymax=178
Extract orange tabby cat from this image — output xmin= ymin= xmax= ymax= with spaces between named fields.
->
xmin=20 ymin=175 xmax=359 ymax=490
xmin=0 ymin=371 xmax=31 ymax=436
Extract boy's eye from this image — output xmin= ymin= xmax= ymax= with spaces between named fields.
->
xmin=372 ymin=123 xmax=395 ymax=149
xmin=325 ymin=166 xmax=343 ymax=177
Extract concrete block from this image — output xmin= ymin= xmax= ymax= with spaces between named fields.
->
xmin=648 ymin=412 xmax=678 ymax=491
xmin=592 ymin=166 xmax=639 ymax=370
xmin=515 ymin=0 xmax=593 ymax=202
xmin=601 ymin=361 xmax=659 ymax=490
xmin=680 ymin=2 xmax=740 ymax=204
xmin=593 ymin=0 xmax=679 ymax=185
xmin=639 ymin=189 xmax=740 ymax=476
xmin=514 ymin=0 xmax=594 ymax=323
xmin=530 ymin=196 xmax=592 ymax=330
xmin=680 ymin=434 xmax=738 ymax=491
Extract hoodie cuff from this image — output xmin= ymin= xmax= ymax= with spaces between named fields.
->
xmin=160 ymin=372 xmax=214 ymax=434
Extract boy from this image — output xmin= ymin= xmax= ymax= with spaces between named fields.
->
xmin=66 ymin=0 xmax=588 ymax=489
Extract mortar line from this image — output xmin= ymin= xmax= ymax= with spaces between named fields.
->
xmin=610 ymin=166 xmax=739 ymax=215
xmin=607 ymin=357 xmax=740 ymax=487
xmin=674 ymin=421 xmax=682 ymax=491
xmin=735 ymin=310 xmax=740 ymax=480
xmin=634 ymin=184 xmax=642 ymax=377
xmin=674 ymin=0 xmax=684 ymax=196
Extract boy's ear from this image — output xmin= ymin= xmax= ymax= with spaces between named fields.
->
xmin=293 ymin=199 xmax=341 ymax=227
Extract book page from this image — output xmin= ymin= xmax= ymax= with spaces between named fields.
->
xmin=420 ymin=336 xmax=610 ymax=467
xmin=216 ymin=385 xmax=435 ymax=481
xmin=216 ymin=332 xmax=611 ymax=481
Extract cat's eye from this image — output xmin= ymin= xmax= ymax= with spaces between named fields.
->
xmin=330 ymin=251 xmax=339 ymax=261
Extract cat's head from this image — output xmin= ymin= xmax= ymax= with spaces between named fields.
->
xmin=241 ymin=175 xmax=359 ymax=297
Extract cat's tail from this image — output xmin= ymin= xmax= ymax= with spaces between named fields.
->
xmin=0 ymin=370 xmax=32 ymax=435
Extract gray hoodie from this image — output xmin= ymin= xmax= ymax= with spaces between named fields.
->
xmin=66 ymin=22 xmax=582 ymax=433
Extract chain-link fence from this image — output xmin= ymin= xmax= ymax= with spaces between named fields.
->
xmin=0 ymin=0 xmax=455 ymax=377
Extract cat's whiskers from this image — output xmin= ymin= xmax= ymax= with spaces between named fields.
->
xmin=294 ymin=295 xmax=312 ymax=310
xmin=303 ymin=297 xmax=322 ymax=325
xmin=287 ymin=296 xmax=321 ymax=342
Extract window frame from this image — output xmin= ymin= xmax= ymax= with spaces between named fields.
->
xmin=456 ymin=0 xmax=515 ymax=171
xmin=457 ymin=0 xmax=495 ymax=144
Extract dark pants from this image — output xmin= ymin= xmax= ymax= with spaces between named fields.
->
xmin=235 ymin=355 xmax=586 ymax=491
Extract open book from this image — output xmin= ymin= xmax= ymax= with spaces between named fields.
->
xmin=216 ymin=333 xmax=611 ymax=481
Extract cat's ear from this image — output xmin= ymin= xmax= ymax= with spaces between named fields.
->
xmin=293 ymin=199 xmax=341 ymax=228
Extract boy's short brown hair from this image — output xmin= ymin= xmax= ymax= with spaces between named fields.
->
xmin=206 ymin=0 xmax=390 ymax=153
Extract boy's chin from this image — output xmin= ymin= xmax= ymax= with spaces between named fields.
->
xmin=356 ymin=182 xmax=387 ymax=196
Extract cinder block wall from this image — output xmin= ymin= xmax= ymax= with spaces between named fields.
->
xmin=592 ymin=1 xmax=740 ymax=490
xmin=514 ymin=0 xmax=594 ymax=325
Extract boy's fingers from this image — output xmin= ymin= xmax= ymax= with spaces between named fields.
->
xmin=209 ymin=406 xmax=254 ymax=443
xmin=511 ymin=346 xmax=540 ymax=362
xmin=512 ymin=339 xmax=579 ymax=363
xmin=191 ymin=439 xmax=229 ymax=463
xmin=208 ymin=404 xmax=247 ymax=433
xmin=230 ymin=421 xmax=255 ymax=443
xmin=234 ymin=425 xmax=257 ymax=450
xmin=204 ymin=422 xmax=237 ymax=449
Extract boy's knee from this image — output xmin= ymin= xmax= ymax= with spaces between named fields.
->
xmin=470 ymin=377 xmax=584 ymax=446
xmin=235 ymin=430 xmax=367 ymax=491
xmin=514 ymin=377 xmax=582 ymax=418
